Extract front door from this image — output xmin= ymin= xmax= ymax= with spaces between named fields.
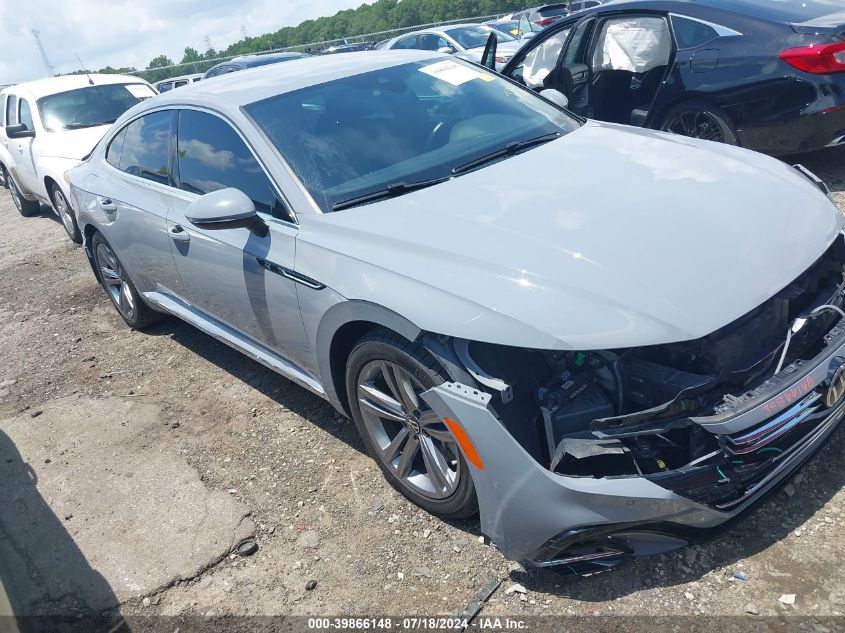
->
xmin=13 ymin=98 xmax=39 ymax=193
xmin=166 ymin=108 xmax=311 ymax=367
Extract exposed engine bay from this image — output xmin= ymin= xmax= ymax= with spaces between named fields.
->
xmin=451 ymin=235 xmax=845 ymax=506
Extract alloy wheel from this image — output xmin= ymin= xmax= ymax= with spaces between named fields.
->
xmin=662 ymin=110 xmax=727 ymax=143
xmin=53 ymin=188 xmax=75 ymax=237
xmin=0 ymin=166 xmax=7 ymax=188
xmin=356 ymin=360 xmax=461 ymax=500
xmin=95 ymin=241 xmax=136 ymax=322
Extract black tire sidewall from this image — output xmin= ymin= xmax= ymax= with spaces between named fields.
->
xmin=51 ymin=184 xmax=82 ymax=244
xmin=9 ymin=178 xmax=39 ymax=217
xmin=659 ymin=100 xmax=739 ymax=146
xmin=345 ymin=334 xmax=478 ymax=519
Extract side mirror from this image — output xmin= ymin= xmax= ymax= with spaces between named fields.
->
xmin=185 ymin=188 xmax=260 ymax=230
xmin=540 ymin=88 xmax=569 ymax=109
xmin=481 ymin=32 xmax=498 ymax=70
xmin=6 ymin=124 xmax=35 ymax=139
xmin=437 ymin=47 xmax=455 ymax=54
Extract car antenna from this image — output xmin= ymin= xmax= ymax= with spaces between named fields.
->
xmin=75 ymin=53 xmax=94 ymax=85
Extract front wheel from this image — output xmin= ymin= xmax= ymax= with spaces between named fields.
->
xmin=345 ymin=330 xmax=478 ymax=519
xmin=51 ymin=183 xmax=82 ymax=244
xmin=0 ymin=164 xmax=8 ymax=189
xmin=658 ymin=101 xmax=739 ymax=146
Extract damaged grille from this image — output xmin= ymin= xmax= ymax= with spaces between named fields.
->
xmin=647 ymin=389 xmax=842 ymax=510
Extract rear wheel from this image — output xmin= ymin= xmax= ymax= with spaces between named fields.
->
xmin=9 ymin=176 xmax=40 ymax=217
xmin=50 ymin=183 xmax=82 ymax=244
xmin=346 ymin=330 xmax=478 ymax=519
xmin=659 ymin=101 xmax=739 ymax=146
xmin=91 ymin=232 xmax=161 ymax=329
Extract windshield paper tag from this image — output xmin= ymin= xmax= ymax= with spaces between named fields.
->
xmin=419 ymin=61 xmax=481 ymax=86
xmin=127 ymin=84 xmax=155 ymax=98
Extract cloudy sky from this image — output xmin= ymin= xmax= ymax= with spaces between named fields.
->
xmin=0 ymin=0 xmax=364 ymax=83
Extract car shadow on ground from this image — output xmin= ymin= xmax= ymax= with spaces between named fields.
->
xmin=0 ymin=431 xmax=126 ymax=632
xmin=510 ymin=426 xmax=845 ymax=600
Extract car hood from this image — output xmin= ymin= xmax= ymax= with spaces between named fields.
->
xmin=39 ymin=126 xmax=110 ymax=160
xmin=300 ymin=121 xmax=843 ymax=351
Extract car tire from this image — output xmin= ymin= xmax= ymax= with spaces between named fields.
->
xmin=0 ymin=164 xmax=8 ymax=189
xmin=658 ymin=100 xmax=739 ymax=146
xmin=50 ymin=183 xmax=82 ymax=244
xmin=9 ymin=176 xmax=40 ymax=217
xmin=91 ymin=232 xmax=161 ymax=330
xmin=346 ymin=329 xmax=478 ymax=519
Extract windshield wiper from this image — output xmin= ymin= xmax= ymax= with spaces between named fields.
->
xmin=451 ymin=132 xmax=561 ymax=175
xmin=63 ymin=119 xmax=117 ymax=130
xmin=331 ymin=176 xmax=451 ymax=211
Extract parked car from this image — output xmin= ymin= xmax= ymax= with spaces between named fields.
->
xmin=321 ymin=42 xmax=375 ymax=54
xmin=383 ymin=24 xmax=523 ymax=69
xmin=69 ymin=51 xmax=844 ymax=572
xmin=202 ymin=52 xmax=309 ymax=79
xmin=484 ymin=20 xmax=521 ymax=38
xmin=569 ymin=0 xmax=603 ymax=12
xmin=0 ymin=74 xmax=156 ymax=242
xmin=155 ymin=73 xmax=202 ymax=93
xmin=488 ymin=0 xmax=845 ymax=155
xmin=512 ymin=4 xmax=571 ymax=28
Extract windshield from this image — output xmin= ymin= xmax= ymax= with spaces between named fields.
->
xmin=38 ymin=83 xmax=155 ymax=132
xmin=446 ymin=26 xmax=515 ymax=49
xmin=246 ymin=59 xmax=579 ymax=212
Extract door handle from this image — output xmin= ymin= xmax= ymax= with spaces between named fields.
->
xmin=167 ymin=224 xmax=190 ymax=242
xmin=98 ymin=197 xmax=117 ymax=212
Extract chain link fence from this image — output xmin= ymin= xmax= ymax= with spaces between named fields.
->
xmin=138 ymin=12 xmax=509 ymax=83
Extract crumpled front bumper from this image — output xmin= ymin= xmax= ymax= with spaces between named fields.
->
xmin=420 ymin=371 xmax=845 ymax=570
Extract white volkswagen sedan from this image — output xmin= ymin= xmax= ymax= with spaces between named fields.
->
xmin=67 ymin=51 xmax=844 ymax=572
xmin=0 ymin=74 xmax=156 ymax=242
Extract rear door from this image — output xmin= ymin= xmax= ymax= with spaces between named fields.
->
xmin=95 ymin=109 xmax=184 ymax=294
xmin=166 ymin=108 xmax=309 ymax=360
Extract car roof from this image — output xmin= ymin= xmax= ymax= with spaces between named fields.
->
xmin=4 ymin=73 xmax=148 ymax=100
xmin=149 ymin=50 xmax=439 ymax=112
xmin=592 ymin=0 xmax=840 ymax=23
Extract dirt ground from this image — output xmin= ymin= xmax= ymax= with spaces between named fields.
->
xmin=0 ymin=146 xmax=844 ymax=626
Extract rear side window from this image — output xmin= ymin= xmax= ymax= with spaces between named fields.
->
xmin=672 ymin=15 xmax=720 ymax=49
xmin=118 ymin=111 xmax=175 ymax=185
xmin=176 ymin=110 xmax=290 ymax=221
xmin=5 ymin=95 xmax=17 ymax=126
xmin=106 ymin=127 xmax=128 ymax=168
xmin=19 ymin=100 xmax=34 ymax=130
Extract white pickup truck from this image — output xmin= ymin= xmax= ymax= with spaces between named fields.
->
xmin=0 ymin=74 xmax=156 ymax=243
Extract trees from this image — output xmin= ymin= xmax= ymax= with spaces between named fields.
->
xmin=137 ymin=0 xmax=527 ymax=80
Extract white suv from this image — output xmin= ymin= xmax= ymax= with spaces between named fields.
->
xmin=0 ymin=74 xmax=156 ymax=242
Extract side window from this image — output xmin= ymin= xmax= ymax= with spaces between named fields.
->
xmin=18 ymin=99 xmax=34 ymax=130
xmin=106 ymin=126 xmax=128 ymax=168
xmin=418 ymin=34 xmax=450 ymax=51
xmin=5 ymin=95 xmax=18 ymax=126
xmin=393 ymin=36 xmax=418 ymax=50
xmin=176 ymin=110 xmax=291 ymax=222
xmin=672 ymin=15 xmax=719 ymax=49
xmin=0 ymin=95 xmax=5 ymax=127
xmin=118 ymin=110 xmax=175 ymax=186
xmin=563 ymin=20 xmax=593 ymax=67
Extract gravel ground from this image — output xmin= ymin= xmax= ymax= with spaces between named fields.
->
xmin=0 ymin=145 xmax=844 ymax=623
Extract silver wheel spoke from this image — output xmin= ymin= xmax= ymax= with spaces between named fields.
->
xmin=396 ymin=434 xmax=419 ymax=478
xmin=383 ymin=427 xmax=409 ymax=462
xmin=419 ymin=435 xmax=453 ymax=494
xmin=380 ymin=361 xmax=418 ymax=412
xmin=419 ymin=411 xmax=454 ymax=442
xmin=358 ymin=384 xmax=404 ymax=422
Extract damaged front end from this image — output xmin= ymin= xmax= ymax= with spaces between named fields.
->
xmin=420 ymin=234 xmax=845 ymax=574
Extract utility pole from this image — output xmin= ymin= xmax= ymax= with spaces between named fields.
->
xmin=32 ymin=29 xmax=56 ymax=76
xmin=204 ymin=35 xmax=213 ymax=51
xmin=241 ymin=25 xmax=248 ymax=39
